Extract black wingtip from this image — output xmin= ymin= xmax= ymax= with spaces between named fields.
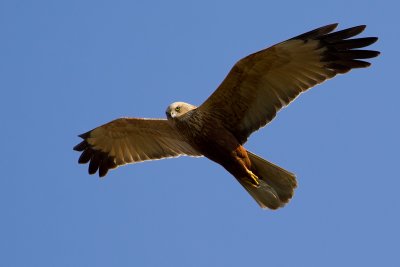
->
xmin=74 ymin=127 xmax=117 ymax=177
xmin=78 ymin=131 xmax=91 ymax=139
xmin=73 ymin=141 xmax=87 ymax=151
xmin=318 ymin=23 xmax=339 ymax=33
xmin=370 ymin=37 xmax=379 ymax=45
xmin=342 ymin=25 xmax=367 ymax=36
xmin=319 ymin=23 xmax=339 ymax=32
xmin=99 ymin=170 xmax=107 ymax=178
xmin=324 ymin=25 xmax=368 ymax=42
xmin=355 ymin=25 xmax=367 ymax=31
xmin=292 ymin=23 xmax=338 ymax=40
xmin=88 ymin=159 xmax=99 ymax=175
xmin=326 ymin=23 xmax=339 ymax=29
xmin=313 ymin=23 xmax=380 ymax=73
xmin=78 ymin=148 xmax=93 ymax=164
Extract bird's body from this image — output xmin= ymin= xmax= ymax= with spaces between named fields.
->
xmin=168 ymin=103 xmax=258 ymax=185
xmin=74 ymin=24 xmax=379 ymax=209
xmin=165 ymin=101 xmax=296 ymax=208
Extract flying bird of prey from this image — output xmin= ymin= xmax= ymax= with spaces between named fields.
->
xmin=74 ymin=24 xmax=379 ymax=209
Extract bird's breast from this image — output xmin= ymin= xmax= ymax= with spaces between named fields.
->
xmin=175 ymin=112 xmax=240 ymax=161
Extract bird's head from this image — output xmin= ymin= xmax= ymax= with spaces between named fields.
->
xmin=166 ymin=102 xmax=197 ymax=120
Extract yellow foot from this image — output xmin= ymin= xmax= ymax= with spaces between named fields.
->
xmin=245 ymin=170 xmax=260 ymax=188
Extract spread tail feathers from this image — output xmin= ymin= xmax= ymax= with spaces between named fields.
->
xmin=238 ymin=151 xmax=297 ymax=209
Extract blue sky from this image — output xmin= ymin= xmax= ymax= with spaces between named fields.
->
xmin=1 ymin=0 xmax=399 ymax=266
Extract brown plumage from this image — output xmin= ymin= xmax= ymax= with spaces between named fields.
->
xmin=74 ymin=24 xmax=379 ymax=209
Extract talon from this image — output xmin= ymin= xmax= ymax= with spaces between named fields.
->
xmin=246 ymin=170 xmax=260 ymax=187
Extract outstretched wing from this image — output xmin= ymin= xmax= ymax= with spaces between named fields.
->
xmin=73 ymin=118 xmax=202 ymax=177
xmin=197 ymin=24 xmax=379 ymax=144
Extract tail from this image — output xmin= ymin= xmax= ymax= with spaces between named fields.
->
xmin=238 ymin=151 xmax=298 ymax=210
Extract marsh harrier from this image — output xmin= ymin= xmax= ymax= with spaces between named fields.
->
xmin=74 ymin=24 xmax=379 ymax=209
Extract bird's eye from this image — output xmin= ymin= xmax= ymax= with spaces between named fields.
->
xmin=175 ymin=106 xmax=181 ymax=112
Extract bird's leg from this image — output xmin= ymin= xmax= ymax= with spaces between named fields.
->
xmin=231 ymin=145 xmax=261 ymax=188
xmin=245 ymin=169 xmax=260 ymax=188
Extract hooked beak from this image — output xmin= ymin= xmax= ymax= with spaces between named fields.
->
xmin=166 ymin=111 xmax=175 ymax=119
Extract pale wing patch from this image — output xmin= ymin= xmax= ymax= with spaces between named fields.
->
xmin=74 ymin=118 xmax=202 ymax=177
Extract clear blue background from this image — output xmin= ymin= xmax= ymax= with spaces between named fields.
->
xmin=1 ymin=1 xmax=398 ymax=266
